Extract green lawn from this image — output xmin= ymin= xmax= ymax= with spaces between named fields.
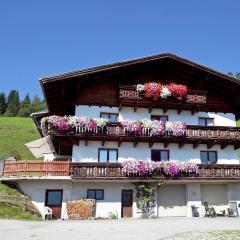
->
xmin=0 ymin=183 xmax=41 ymax=220
xmin=0 ymin=117 xmax=40 ymax=159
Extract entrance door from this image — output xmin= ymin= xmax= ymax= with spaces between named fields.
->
xmin=45 ymin=189 xmax=63 ymax=219
xmin=121 ymin=190 xmax=133 ymax=218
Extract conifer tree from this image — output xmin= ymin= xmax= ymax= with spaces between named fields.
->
xmin=4 ymin=90 xmax=20 ymax=116
xmin=0 ymin=92 xmax=7 ymax=115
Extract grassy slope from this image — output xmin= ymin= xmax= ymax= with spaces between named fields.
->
xmin=0 ymin=117 xmax=40 ymax=159
xmin=0 ymin=183 xmax=41 ymax=220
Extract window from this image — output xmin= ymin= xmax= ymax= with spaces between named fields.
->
xmin=45 ymin=190 xmax=63 ymax=206
xmin=151 ymin=115 xmax=168 ymax=122
xmin=200 ymin=151 xmax=217 ymax=164
xmin=87 ymin=189 xmax=104 ymax=200
xmin=151 ymin=150 xmax=169 ymax=162
xmin=198 ymin=117 xmax=214 ymax=126
xmin=100 ymin=112 xmax=118 ymax=122
xmin=98 ymin=148 xmax=118 ymax=162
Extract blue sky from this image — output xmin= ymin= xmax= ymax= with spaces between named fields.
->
xmin=0 ymin=0 xmax=239 ymax=99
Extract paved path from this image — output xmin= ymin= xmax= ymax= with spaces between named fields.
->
xmin=0 ymin=218 xmax=240 ymax=240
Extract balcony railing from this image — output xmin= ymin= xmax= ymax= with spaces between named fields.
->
xmin=118 ymin=85 xmax=207 ymax=113
xmin=2 ymin=161 xmax=240 ymax=180
xmin=50 ymin=123 xmax=240 ymax=147
xmin=70 ymin=162 xmax=240 ymax=180
xmin=2 ymin=160 xmax=70 ymax=177
xmin=119 ymin=85 xmax=207 ymax=104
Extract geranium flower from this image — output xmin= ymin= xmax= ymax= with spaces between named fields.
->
xmin=168 ymin=83 xmax=188 ymax=98
xmin=144 ymin=82 xmax=162 ymax=100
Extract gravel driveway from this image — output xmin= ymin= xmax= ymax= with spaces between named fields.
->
xmin=0 ymin=217 xmax=240 ymax=240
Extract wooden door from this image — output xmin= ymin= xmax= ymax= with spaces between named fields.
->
xmin=45 ymin=189 xmax=63 ymax=219
xmin=121 ymin=190 xmax=133 ymax=218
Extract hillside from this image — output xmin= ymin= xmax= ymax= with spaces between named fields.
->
xmin=0 ymin=183 xmax=41 ymax=220
xmin=0 ymin=117 xmax=40 ymax=159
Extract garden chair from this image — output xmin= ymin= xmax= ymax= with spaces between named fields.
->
xmin=227 ymin=201 xmax=239 ymax=217
xmin=43 ymin=206 xmax=53 ymax=220
xmin=203 ymin=202 xmax=217 ymax=217
xmin=191 ymin=205 xmax=199 ymax=217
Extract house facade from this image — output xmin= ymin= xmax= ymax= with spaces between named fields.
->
xmin=2 ymin=53 xmax=240 ymax=219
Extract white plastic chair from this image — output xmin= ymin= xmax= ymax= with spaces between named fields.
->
xmin=43 ymin=206 xmax=53 ymax=220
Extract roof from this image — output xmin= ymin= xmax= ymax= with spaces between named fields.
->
xmin=39 ymin=52 xmax=240 ymax=116
xmin=40 ymin=52 xmax=240 ymax=84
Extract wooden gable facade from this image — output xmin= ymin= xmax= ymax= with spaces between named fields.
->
xmin=38 ymin=53 xmax=240 ymax=155
xmin=40 ymin=53 xmax=240 ymax=116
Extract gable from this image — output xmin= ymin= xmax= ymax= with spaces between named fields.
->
xmin=40 ymin=53 xmax=240 ymax=115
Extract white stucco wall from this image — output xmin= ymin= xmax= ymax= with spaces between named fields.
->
xmin=71 ymin=182 xmax=143 ymax=219
xmin=72 ymin=141 xmax=239 ymax=164
xmin=18 ymin=180 xmax=72 ymax=219
xmin=75 ymin=105 xmax=236 ymax=127
xmin=16 ymin=180 xmax=240 ymax=219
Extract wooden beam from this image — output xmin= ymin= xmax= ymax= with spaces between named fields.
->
xmin=193 ymin=141 xmax=200 ymax=149
xmin=178 ymin=141 xmax=186 ymax=148
xmin=177 ymin=105 xmax=182 ymax=115
xmin=163 ymin=105 xmax=167 ymax=114
xmin=221 ymin=143 xmax=229 ymax=149
xmin=133 ymin=139 xmax=138 ymax=147
xmin=102 ymin=140 xmax=105 ymax=147
xmin=164 ymin=141 xmax=170 ymax=148
xmin=85 ymin=139 xmax=88 ymax=146
xmin=149 ymin=104 xmax=153 ymax=113
xmin=149 ymin=141 xmax=154 ymax=148
xmin=134 ymin=102 xmax=138 ymax=112
xmin=118 ymin=139 xmax=122 ymax=147
xmin=207 ymin=141 xmax=216 ymax=149
xmin=118 ymin=101 xmax=122 ymax=111
xmin=234 ymin=144 xmax=240 ymax=150
xmin=196 ymin=74 xmax=209 ymax=90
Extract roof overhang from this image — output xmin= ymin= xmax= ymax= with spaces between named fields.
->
xmin=39 ymin=53 xmax=240 ymax=115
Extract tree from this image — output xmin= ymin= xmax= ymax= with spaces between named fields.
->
xmin=228 ymin=72 xmax=240 ymax=79
xmin=30 ymin=95 xmax=47 ymax=113
xmin=235 ymin=72 xmax=240 ymax=79
xmin=32 ymin=95 xmax=41 ymax=105
xmin=18 ymin=94 xmax=31 ymax=117
xmin=4 ymin=90 xmax=20 ymax=116
xmin=0 ymin=92 xmax=7 ymax=115
xmin=21 ymin=94 xmax=31 ymax=108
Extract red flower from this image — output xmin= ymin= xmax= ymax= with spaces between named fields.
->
xmin=168 ymin=83 xmax=187 ymax=98
xmin=144 ymin=82 xmax=162 ymax=100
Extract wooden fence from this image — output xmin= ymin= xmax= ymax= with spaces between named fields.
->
xmin=2 ymin=160 xmax=70 ymax=177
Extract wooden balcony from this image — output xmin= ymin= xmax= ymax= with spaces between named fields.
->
xmin=119 ymin=85 xmax=207 ymax=114
xmin=70 ymin=162 xmax=240 ymax=180
xmin=2 ymin=161 xmax=240 ymax=181
xmin=50 ymin=123 xmax=240 ymax=149
xmin=2 ymin=160 xmax=70 ymax=177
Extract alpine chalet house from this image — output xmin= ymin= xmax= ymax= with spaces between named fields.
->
xmin=2 ymin=53 xmax=240 ymax=219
